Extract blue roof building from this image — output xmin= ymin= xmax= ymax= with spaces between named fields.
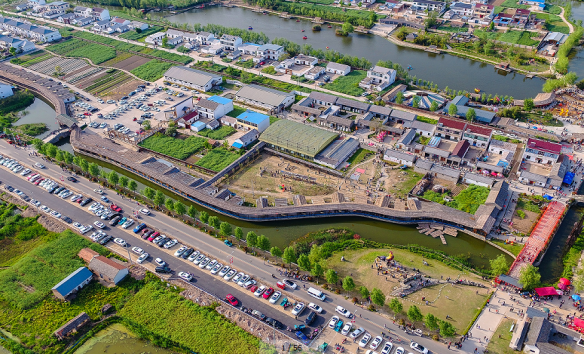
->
xmin=52 ymin=267 xmax=93 ymax=300
xmin=207 ymin=95 xmax=232 ymax=105
xmin=236 ymin=110 xmax=271 ymax=133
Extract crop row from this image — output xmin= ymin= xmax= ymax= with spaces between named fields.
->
xmin=67 ymin=67 xmax=104 ymax=84
xmin=48 ymin=38 xmax=116 ymax=64
xmin=85 ymin=71 xmax=124 ymax=92
xmin=130 ymin=60 xmax=175 ymax=82
xmin=90 ymin=73 xmax=132 ymax=95
xmin=20 ymin=53 xmax=54 ymax=68
xmin=28 ymin=56 xmax=89 ymax=76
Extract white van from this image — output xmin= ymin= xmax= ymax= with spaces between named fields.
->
xmin=307 ymin=287 xmax=326 ymax=301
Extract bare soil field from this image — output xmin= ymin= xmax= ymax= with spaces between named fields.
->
xmin=101 ymin=78 xmax=143 ymax=100
xmin=76 ymin=71 xmax=109 ymax=89
xmin=511 ymin=209 xmax=539 ymax=235
xmin=112 ymin=55 xmax=151 ymax=72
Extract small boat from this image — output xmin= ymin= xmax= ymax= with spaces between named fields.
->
xmin=407 ymin=65 xmax=413 ymax=70
xmin=303 ymin=36 xmax=307 ymax=39
xmin=248 ymin=26 xmax=253 ymax=30
xmin=326 ymin=46 xmax=329 ymax=49
xmin=474 ymin=88 xmax=481 ymax=93
xmin=301 ymin=29 xmax=305 ymax=32
xmin=296 ymin=19 xmax=300 ymax=22
xmin=328 ymin=25 xmax=332 ymax=28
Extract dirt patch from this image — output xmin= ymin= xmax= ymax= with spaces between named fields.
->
xmin=101 ymin=79 xmax=143 ymax=101
xmin=17 ymin=281 xmax=35 ymax=293
xmin=511 ymin=209 xmax=539 ymax=234
xmin=112 ymin=55 xmax=151 ymax=72
xmin=37 ymin=215 xmax=68 ymax=233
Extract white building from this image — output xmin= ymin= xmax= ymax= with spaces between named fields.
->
xmin=411 ymin=0 xmax=445 ymax=12
xmin=304 ymin=66 xmax=325 ymax=80
xmin=257 ymin=43 xmax=284 ymax=61
xmin=326 ymin=62 xmax=351 ymax=76
xmin=145 ymin=31 xmax=165 ymax=45
xmin=201 ymin=39 xmax=223 ymax=55
xmin=384 ymin=149 xmax=417 ymax=167
xmin=235 ymin=84 xmax=294 ymax=113
xmin=0 ymin=16 xmax=61 ymax=43
xmin=0 ymin=35 xmax=36 ymax=52
xmin=294 ymin=54 xmax=318 ymax=66
xmin=219 ymin=34 xmax=242 ymax=51
xmin=359 ymin=65 xmax=396 ymax=91
xmin=196 ymin=95 xmax=234 ymax=120
xmin=522 ymin=138 xmax=562 ymax=165
xmin=129 ymin=21 xmax=148 ymax=31
xmin=449 ymin=2 xmax=474 ymax=16
xmin=0 ymin=81 xmax=13 ymax=99
xmin=163 ymin=66 xmax=222 ymax=92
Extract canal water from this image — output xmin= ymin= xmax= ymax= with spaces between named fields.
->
xmin=74 ymin=323 xmax=178 ymax=354
xmin=78 ymin=153 xmax=508 ymax=270
xmin=165 ymin=6 xmax=545 ymax=98
xmin=13 ymin=96 xmax=59 ymax=139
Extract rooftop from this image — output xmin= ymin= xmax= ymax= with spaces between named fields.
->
xmin=527 ymin=138 xmax=562 ymax=154
xmin=236 ymin=84 xmax=293 ymax=107
xmin=164 ymin=66 xmax=221 ymax=87
xmin=260 ymin=119 xmax=338 ymax=158
xmin=438 ymin=116 xmax=467 ymax=130
xmin=207 ymin=95 xmax=232 ymax=105
xmin=51 ymin=267 xmax=93 ymax=297
xmin=236 ymin=110 xmax=269 ymax=125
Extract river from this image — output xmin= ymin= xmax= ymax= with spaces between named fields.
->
xmin=78 ymin=153 xmax=508 ymax=270
xmin=13 ymin=96 xmax=59 ymax=140
xmin=164 ymin=6 xmax=545 ymax=98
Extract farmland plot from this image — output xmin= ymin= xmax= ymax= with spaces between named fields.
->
xmin=111 ymin=55 xmax=151 ymax=71
xmin=27 ymin=57 xmax=90 ymax=76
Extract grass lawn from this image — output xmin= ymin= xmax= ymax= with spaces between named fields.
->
xmin=269 ymin=116 xmax=280 ymax=124
xmin=473 ymin=29 xmax=503 ymax=40
xmin=119 ymin=26 xmax=163 ymax=41
xmin=544 ymin=4 xmax=562 ymax=14
xmin=500 ymin=0 xmax=528 ymax=9
xmin=140 ymin=134 xmax=206 ymax=160
xmin=227 ymin=105 xmax=247 ymax=118
xmin=0 ymin=236 xmax=46 ymax=267
xmin=416 ymin=116 xmax=438 ymax=124
xmin=347 ymin=148 xmax=373 ymax=166
xmin=131 ymin=60 xmax=175 ymax=82
xmin=437 ymin=25 xmax=468 ymax=33
xmin=519 ymin=112 xmax=564 ymax=127
xmin=325 ymin=249 xmax=489 ymax=329
xmin=486 ymin=319 xmax=517 ymax=354
xmin=490 ymin=238 xmax=524 ymax=256
xmin=323 ymin=70 xmax=366 ymax=97
xmin=198 ymin=125 xmax=236 ymax=140
xmin=546 ymin=23 xmax=570 ymax=34
xmin=498 ymin=31 xmax=540 ymax=46
xmin=195 ymin=148 xmax=240 ymax=172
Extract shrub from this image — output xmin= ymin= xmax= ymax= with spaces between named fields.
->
xmin=368 ymin=304 xmax=376 ymax=311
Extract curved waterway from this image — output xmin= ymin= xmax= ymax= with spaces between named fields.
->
xmin=78 ymin=153 xmax=508 ymax=270
xmin=13 ymin=97 xmax=59 ymax=140
xmin=165 ymin=6 xmax=544 ymax=98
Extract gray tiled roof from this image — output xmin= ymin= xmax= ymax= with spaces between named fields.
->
xmin=384 ymin=149 xmax=417 ymax=162
xmin=336 ymin=97 xmax=370 ymax=111
xmin=308 ymin=91 xmax=338 ymax=105
xmin=196 ymin=98 xmax=219 ymax=111
xmin=164 ymin=66 xmax=221 ymax=87
xmin=236 ymin=84 xmax=293 ymax=107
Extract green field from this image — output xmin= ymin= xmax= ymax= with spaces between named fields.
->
xmin=47 ymin=39 xmax=116 ymax=64
xmin=119 ymin=26 xmax=163 ymax=41
xmin=498 ymin=31 xmax=540 ymax=46
xmin=423 ymin=185 xmax=490 ymax=214
xmin=140 ymin=134 xmax=206 ymax=160
xmin=323 ymin=70 xmax=366 ymax=96
xmin=131 ymin=60 xmax=175 ymax=81
xmin=119 ymin=282 xmax=260 ymax=354
xmin=198 ymin=126 xmax=236 ymax=140
xmin=227 ymin=105 xmax=247 ymax=118
xmin=195 ymin=148 xmax=240 ymax=171
xmin=500 ymin=0 xmax=528 ymax=9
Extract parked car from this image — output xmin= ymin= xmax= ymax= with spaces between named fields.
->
xmin=409 ymin=342 xmax=428 ymax=354
xmin=269 ymin=291 xmax=281 ymax=304
xmin=291 ymin=302 xmax=305 ymax=316
xmin=305 ymin=311 xmax=317 ymax=325
xmin=328 ymin=316 xmax=340 ymax=329
xmin=178 ymin=272 xmax=193 ymax=282
xmin=359 ymin=333 xmax=372 ymax=348
xmin=226 ymin=294 xmax=239 ymax=306
xmin=308 ymin=303 xmax=323 ymax=313
xmin=336 ymin=305 xmax=352 ymax=318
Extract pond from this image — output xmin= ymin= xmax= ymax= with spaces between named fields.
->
xmin=13 ymin=96 xmax=59 ymax=139
xmin=74 ymin=323 xmax=178 ymax=354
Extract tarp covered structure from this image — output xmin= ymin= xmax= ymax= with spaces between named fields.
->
xmin=563 ymin=171 xmax=575 ymax=185
xmin=535 ymin=287 xmax=559 ymax=296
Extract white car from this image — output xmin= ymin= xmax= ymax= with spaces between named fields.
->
xmin=193 ymin=254 xmax=205 ymax=265
xmin=283 ymin=279 xmax=298 ymax=289
xmin=369 ymin=336 xmax=383 ymax=350
xmin=224 ymin=269 xmax=237 ymax=280
xmin=269 ymin=291 xmax=281 ymax=304
xmin=155 ymin=258 xmax=166 ymax=267
xmin=122 ymin=219 xmax=135 ymax=229
xmin=34 ymin=162 xmax=45 ymax=169
xmin=350 ymin=327 xmax=366 ymax=339
xmin=359 ymin=333 xmax=372 ymax=348
xmin=29 ymin=199 xmax=41 ymax=207
xmin=328 ymin=316 xmax=340 ymax=329
xmin=254 ymin=285 xmax=267 ymax=297
xmin=50 ymin=210 xmax=61 ymax=219
xmin=40 ymin=205 xmax=51 ymax=213
xmin=218 ymin=265 xmax=230 ymax=277
xmin=140 ymin=208 xmax=150 ymax=215
xmin=80 ymin=225 xmax=93 ymax=234
xmin=164 ymin=239 xmax=178 ymax=249
xmin=409 ymin=342 xmax=428 ymax=354
xmin=308 ymin=303 xmax=323 ymax=313
xmin=94 ymin=221 xmax=105 ymax=229
xmin=199 ymin=257 xmax=211 ymax=268
xmin=94 ymin=189 xmax=104 ymax=195
xmin=137 ymin=252 xmax=149 ymax=264
xmin=381 ymin=342 xmax=394 ymax=354
xmin=174 ymin=246 xmax=188 ymax=257
xmin=205 ymin=259 xmax=217 ymax=270
xmin=73 ymin=222 xmax=83 ymax=230
xmin=395 ymin=347 xmax=405 ymax=354
xmin=131 ymin=246 xmax=144 ymax=255
xmin=178 ymin=272 xmax=193 ymax=282
xmin=232 ymin=272 xmax=244 ymax=284
xmin=291 ymin=302 xmax=305 ymax=316
xmin=243 ymin=279 xmax=256 ymax=289
xmin=187 ymin=251 xmax=200 ymax=262
xmin=341 ymin=323 xmax=353 ymax=336
xmin=113 ymin=238 xmax=127 ymax=247
xmin=210 ymin=263 xmax=223 ymax=274
xmin=336 ymin=305 xmax=352 ymax=318
xmin=238 ymin=275 xmax=251 ymax=286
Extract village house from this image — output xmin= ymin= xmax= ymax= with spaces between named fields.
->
xmin=53 ymin=312 xmax=91 ymax=340
xmin=443 ymin=95 xmax=497 ymax=123
xmin=317 ymin=115 xmax=355 ymax=132
xmin=326 ymin=62 xmax=351 ymax=76
xmin=294 ymin=54 xmax=318 ymax=66
xmin=410 ymin=0 xmax=446 ymax=13
xmin=51 ymin=267 xmax=93 ymax=301
xmin=257 ymin=43 xmax=285 ymax=61
xmin=235 ymin=110 xmax=271 ymax=133
xmin=88 ymin=256 xmax=128 ymax=285
xmin=368 ymin=105 xmax=393 ymax=121
xmin=145 ymin=31 xmax=165 ymax=45
xmin=523 ymin=138 xmax=562 ymax=165
xmin=473 ymin=3 xmax=494 ymax=19
xmin=435 ymin=117 xmax=466 ymax=142
xmin=56 ymin=13 xmax=76 ymax=24
xmin=92 ymin=19 xmax=110 ymax=32
xmin=235 ymin=84 xmax=294 ymax=113
xmin=232 ymin=129 xmax=259 ymax=149
xmin=384 ymin=149 xmax=417 ymax=166
xmin=404 ymin=120 xmax=436 ymax=137
xmin=462 ymin=124 xmax=492 ymax=148
xmin=163 ymin=96 xmax=195 ymax=122
xmin=0 ymin=16 xmax=61 ymax=42
xmin=304 ymin=66 xmax=325 ymax=80
xmin=463 ymin=172 xmax=495 ymax=188
xmin=519 ymin=0 xmax=545 ymax=10
xmin=74 ymin=6 xmax=109 ymax=21
xmin=163 ymin=66 xmax=222 ymax=92
xmin=73 ymin=17 xmax=92 ymax=26
xmin=359 ymin=65 xmax=396 ymax=91
xmin=0 ymin=35 xmax=35 ymax=52
xmin=449 ymin=2 xmax=474 ymax=17
xmin=390 ymin=109 xmax=417 ymax=124
xmin=195 ymin=95 xmax=233 ymax=121
xmin=396 ymin=129 xmax=417 ymax=149
xmin=219 ymin=34 xmax=242 ymax=51
xmin=129 ymin=21 xmax=148 ymax=31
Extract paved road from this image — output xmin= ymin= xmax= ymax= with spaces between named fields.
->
xmin=3 ymin=143 xmax=455 ymax=353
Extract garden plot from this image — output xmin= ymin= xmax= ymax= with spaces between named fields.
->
xmin=65 ymin=67 xmax=104 ymax=85
xmin=100 ymin=78 xmax=144 ymax=100
xmin=27 ymin=57 xmax=89 ymax=76
xmin=111 ymin=55 xmax=151 ymax=71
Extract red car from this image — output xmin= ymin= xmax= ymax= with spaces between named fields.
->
xmin=249 ymin=285 xmax=258 ymax=293
xmin=110 ymin=204 xmax=122 ymax=212
xmin=148 ymin=231 xmax=160 ymax=241
xmin=226 ymin=294 xmax=239 ymax=306
xmin=262 ymin=287 xmax=274 ymax=300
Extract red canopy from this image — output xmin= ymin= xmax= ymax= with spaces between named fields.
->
xmin=535 ymin=287 xmax=559 ymax=296
xmin=560 ymin=278 xmax=571 ymax=285
xmin=574 ymin=318 xmax=584 ymax=329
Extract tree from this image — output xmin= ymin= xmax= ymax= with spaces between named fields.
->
xmin=119 ymin=176 xmax=129 ymax=189
xmin=107 ymin=171 xmax=119 ymax=187
xmin=484 ymin=41 xmax=494 ymax=55
xmin=298 ymin=254 xmax=311 ymax=271
xmin=308 ymin=244 xmax=323 ymax=265
xmin=165 ymin=198 xmax=175 ymax=213
xmin=270 ymin=246 xmax=283 ymax=257
xmin=311 ymin=263 xmax=324 ymax=282
xmin=425 ymin=11 xmax=438 ymax=29
xmin=235 ymin=227 xmax=243 ymax=239
xmin=342 ymin=276 xmax=356 ymax=293
xmin=154 ymin=190 xmax=166 ymax=207
xmin=395 ymin=91 xmax=404 ymax=104
xmin=573 ymin=267 xmax=584 ymax=292
xmin=220 ymin=222 xmax=232 ymax=236
xmin=187 ymin=205 xmax=197 ymax=219
xmin=490 ymin=254 xmax=509 ymax=276
xmin=199 ymin=211 xmax=209 ymax=224
xmin=128 ymin=180 xmax=138 ymax=192
xmin=412 ymin=96 xmax=421 ymax=108
xmin=9 ymin=47 xmax=16 ymax=57
xmin=136 ymin=27 xmax=142 ymax=33
xmin=407 ymin=305 xmax=424 ymax=322
xmin=257 ymin=235 xmax=271 ymax=250
xmin=282 ymin=247 xmax=297 ymax=265
xmin=430 ymin=100 xmax=439 ymax=112
xmin=342 ymin=21 xmax=354 ymax=35
xmin=519 ymin=264 xmax=541 ymax=290
xmin=359 ymin=286 xmax=370 ymax=300
xmin=425 ymin=313 xmax=439 ymax=330
xmin=466 ymin=108 xmax=477 ymax=122
xmin=488 ymin=21 xmax=495 ymax=31
xmin=142 ymin=187 xmax=155 ymax=200
xmin=246 ymin=231 xmax=258 ymax=249
xmin=439 ymin=320 xmax=457 ymax=337
xmin=388 ymin=298 xmax=403 ymax=314
xmin=326 ymin=269 xmax=338 ymax=285
xmin=162 ymin=37 xmax=168 ymax=47
xmin=174 ymin=201 xmax=186 ymax=216
xmin=371 ymin=288 xmax=386 ymax=307
xmin=143 ymin=120 xmax=151 ymax=130
xmin=448 ymin=104 xmax=458 ymax=117
xmin=88 ymin=162 xmax=100 ymax=177
xmin=524 ymin=98 xmax=535 ymax=111
xmin=208 ymin=216 xmax=220 ymax=229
